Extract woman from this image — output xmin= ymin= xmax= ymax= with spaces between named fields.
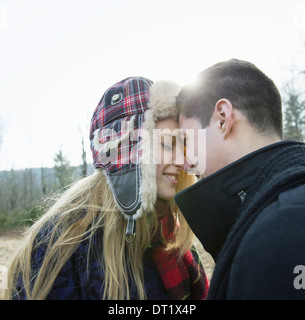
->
xmin=6 ymin=77 xmax=209 ymax=300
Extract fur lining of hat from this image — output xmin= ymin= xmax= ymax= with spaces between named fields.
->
xmin=147 ymin=80 xmax=181 ymax=120
xmin=137 ymin=80 xmax=181 ymax=219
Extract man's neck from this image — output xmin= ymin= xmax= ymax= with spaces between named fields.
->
xmin=227 ymin=131 xmax=282 ymax=165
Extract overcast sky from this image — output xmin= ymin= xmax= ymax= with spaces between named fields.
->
xmin=0 ymin=0 xmax=305 ymax=171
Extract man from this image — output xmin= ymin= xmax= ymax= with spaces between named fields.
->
xmin=175 ymin=59 xmax=305 ymax=299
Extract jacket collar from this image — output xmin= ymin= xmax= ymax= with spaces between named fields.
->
xmin=175 ymin=140 xmax=299 ymax=261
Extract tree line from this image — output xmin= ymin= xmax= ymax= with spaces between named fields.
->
xmin=0 ymin=148 xmax=93 ymax=230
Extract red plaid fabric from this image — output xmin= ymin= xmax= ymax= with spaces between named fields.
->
xmin=150 ymin=207 xmax=209 ymax=300
xmin=92 ymin=114 xmax=145 ymax=173
xmin=90 ymin=77 xmax=152 ymax=173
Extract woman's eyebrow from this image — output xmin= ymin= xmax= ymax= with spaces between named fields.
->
xmin=160 ymin=134 xmax=176 ymax=143
xmin=157 ymin=131 xmax=185 ymax=145
xmin=157 ymin=133 xmax=176 ymax=140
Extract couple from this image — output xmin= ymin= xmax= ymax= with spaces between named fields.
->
xmin=7 ymin=59 xmax=305 ymax=300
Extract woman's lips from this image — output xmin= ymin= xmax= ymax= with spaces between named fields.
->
xmin=163 ymin=173 xmax=178 ymax=185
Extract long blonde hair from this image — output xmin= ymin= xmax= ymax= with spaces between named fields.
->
xmin=5 ymin=169 xmax=195 ymax=300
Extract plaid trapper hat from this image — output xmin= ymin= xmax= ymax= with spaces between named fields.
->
xmin=90 ymin=77 xmax=181 ymax=242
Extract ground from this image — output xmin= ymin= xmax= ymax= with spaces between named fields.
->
xmin=0 ymin=230 xmax=215 ymax=300
xmin=0 ymin=229 xmax=25 ymax=299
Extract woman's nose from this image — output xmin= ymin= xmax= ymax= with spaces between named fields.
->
xmin=172 ymin=145 xmax=185 ymax=169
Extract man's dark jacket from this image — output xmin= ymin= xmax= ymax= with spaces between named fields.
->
xmin=175 ymin=141 xmax=305 ymax=299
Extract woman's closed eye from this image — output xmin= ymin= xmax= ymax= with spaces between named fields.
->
xmin=161 ymin=142 xmax=174 ymax=151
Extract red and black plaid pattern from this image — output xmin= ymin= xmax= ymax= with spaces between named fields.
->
xmin=90 ymin=77 xmax=153 ymax=172
xmin=151 ymin=210 xmax=209 ymax=300
xmin=93 ymin=114 xmax=145 ymax=173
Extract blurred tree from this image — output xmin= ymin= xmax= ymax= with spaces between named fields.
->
xmin=283 ymin=93 xmax=305 ymax=141
xmin=41 ymin=166 xmax=47 ymax=196
xmin=282 ymin=79 xmax=305 ymax=142
xmin=54 ymin=148 xmax=75 ymax=188
xmin=78 ymin=125 xmax=88 ymax=178
xmin=9 ymin=169 xmax=18 ymax=211
xmin=80 ymin=136 xmax=87 ymax=177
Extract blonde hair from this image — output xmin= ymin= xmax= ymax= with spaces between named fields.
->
xmin=6 ymin=169 xmax=195 ymax=300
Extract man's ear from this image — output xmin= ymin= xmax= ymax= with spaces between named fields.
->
xmin=214 ymin=99 xmax=233 ymax=139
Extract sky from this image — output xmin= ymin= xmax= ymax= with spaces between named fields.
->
xmin=0 ymin=0 xmax=305 ymax=171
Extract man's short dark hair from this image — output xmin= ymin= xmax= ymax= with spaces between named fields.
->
xmin=177 ymin=59 xmax=283 ymax=138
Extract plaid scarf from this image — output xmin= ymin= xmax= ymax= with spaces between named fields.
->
xmin=150 ymin=201 xmax=209 ymax=300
